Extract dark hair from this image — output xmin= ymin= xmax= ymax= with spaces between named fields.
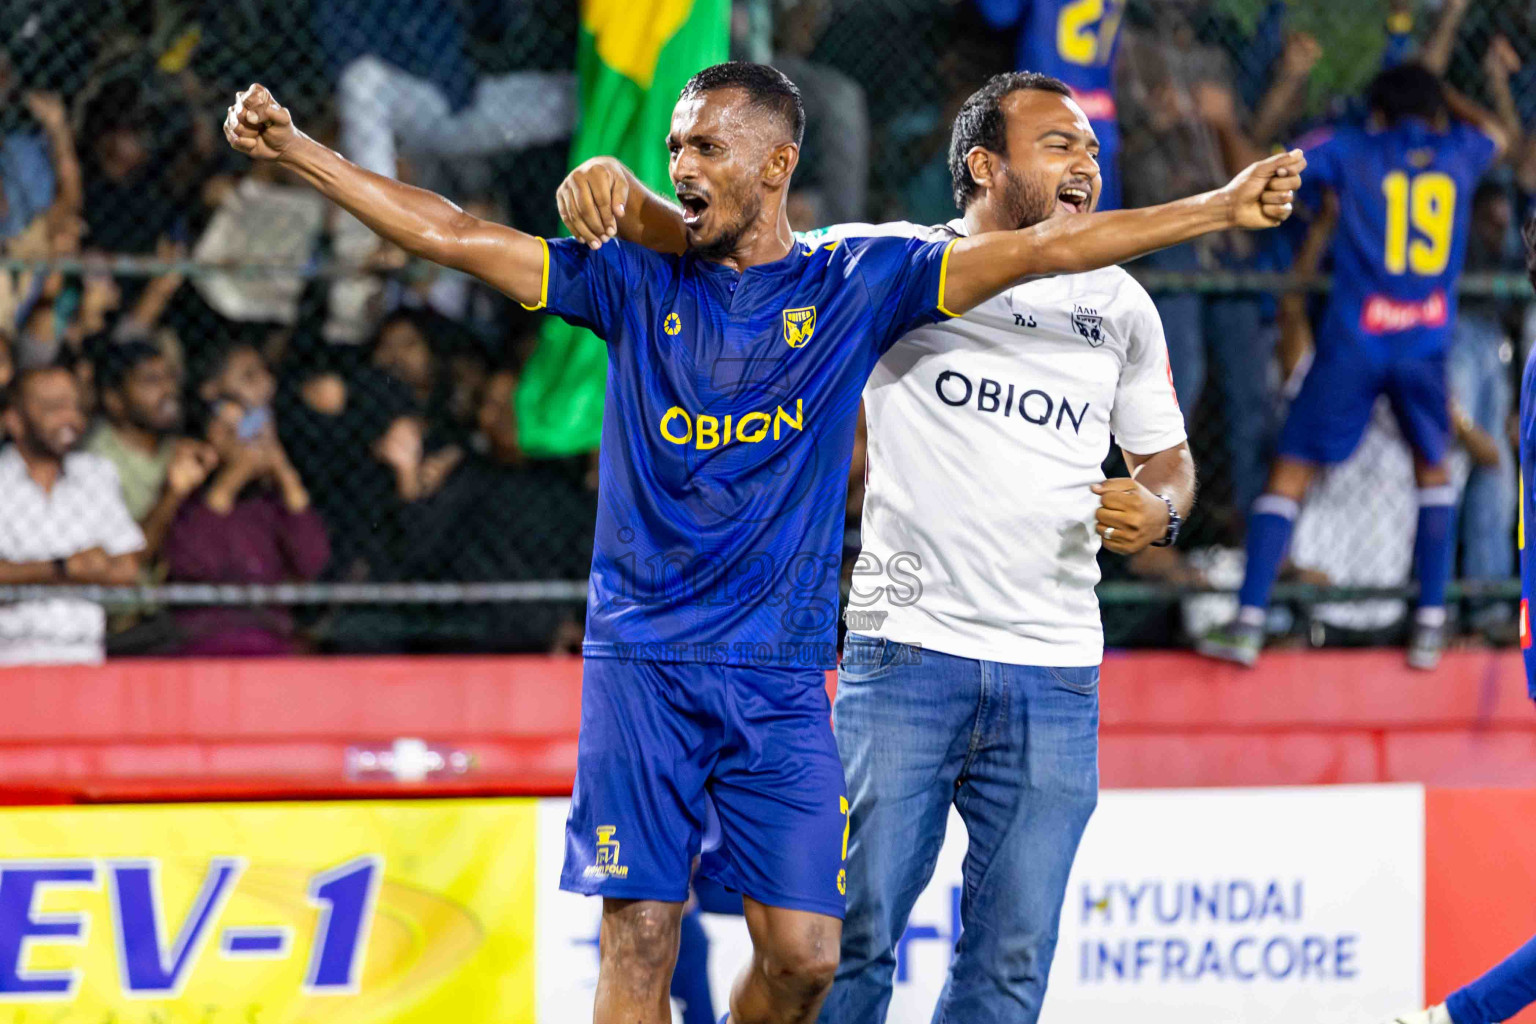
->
xmin=190 ymin=340 xmax=260 ymax=392
xmin=1366 ymin=63 xmax=1446 ymax=128
xmin=679 ymin=61 xmax=805 ymax=148
xmin=95 ymin=340 xmax=165 ymax=394
xmin=949 ymin=72 xmax=1073 ymax=211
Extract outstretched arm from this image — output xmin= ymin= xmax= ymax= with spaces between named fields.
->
xmin=1472 ymin=36 xmax=1522 ymax=160
xmin=1421 ymin=0 xmax=1469 ymax=76
xmin=222 ymin=85 xmax=547 ymax=305
xmin=938 ymin=149 xmax=1305 ymax=315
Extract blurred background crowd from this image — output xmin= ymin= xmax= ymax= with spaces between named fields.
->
xmin=1 ymin=0 xmax=1532 ymax=661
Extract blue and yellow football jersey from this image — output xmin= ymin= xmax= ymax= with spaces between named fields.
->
xmin=1299 ymin=119 xmax=1498 ymax=359
xmin=526 ymin=233 xmax=957 ymax=668
xmin=1520 ymin=345 xmax=1536 ymax=697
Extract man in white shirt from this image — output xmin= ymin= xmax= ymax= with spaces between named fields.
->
xmin=0 ymin=364 xmax=145 ymax=665
xmin=557 ymin=74 xmax=1215 ymax=1024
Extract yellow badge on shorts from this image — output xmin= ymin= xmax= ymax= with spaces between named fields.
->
xmin=783 ymin=306 xmax=817 ymax=348
xmin=584 ymin=825 xmax=629 ymax=879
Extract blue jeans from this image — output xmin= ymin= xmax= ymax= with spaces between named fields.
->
xmin=820 ymin=636 xmax=1099 ymax=1024
xmin=1449 ymin=316 xmax=1516 ymax=585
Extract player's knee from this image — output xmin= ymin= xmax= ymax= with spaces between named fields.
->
xmin=1415 ymin=461 xmax=1451 ymax=488
xmin=761 ymin=940 xmax=840 ymax=1000
xmin=1265 ymin=458 xmax=1314 ymax=501
xmin=600 ymin=902 xmax=681 ymax=982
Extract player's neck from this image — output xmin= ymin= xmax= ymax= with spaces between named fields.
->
xmin=962 ymin=202 xmax=1013 ymax=237
xmin=710 ymin=211 xmax=795 ymax=273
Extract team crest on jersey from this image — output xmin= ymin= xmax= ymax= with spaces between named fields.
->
xmin=1072 ymin=305 xmax=1105 ymax=347
xmin=783 ymin=306 xmax=817 ymax=348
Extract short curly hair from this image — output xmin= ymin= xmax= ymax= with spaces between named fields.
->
xmin=680 ymin=61 xmax=805 ymax=148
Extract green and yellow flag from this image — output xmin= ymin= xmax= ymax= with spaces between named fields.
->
xmin=516 ymin=0 xmax=729 ymax=456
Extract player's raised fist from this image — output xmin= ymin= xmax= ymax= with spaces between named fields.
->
xmin=557 ymin=156 xmax=633 ymax=249
xmin=223 ymin=84 xmax=296 ymax=162
xmin=1220 ymin=149 xmax=1308 ymax=230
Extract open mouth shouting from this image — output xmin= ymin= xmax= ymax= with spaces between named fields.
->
xmin=1056 ymin=182 xmax=1092 ymax=216
xmin=677 ymin=188 xmax=711 ymax=229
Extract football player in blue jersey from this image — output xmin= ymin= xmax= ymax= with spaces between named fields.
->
xmin=224 ymin=64 xmax=1301 ymax=1023
xmin=1524 ymin=213 xmax=1536 ymax=695
xmin=1198 ymin=61 xmax=1509 ymax=671
xmin=1370 ymin=204 xmax=1536 ymax=1024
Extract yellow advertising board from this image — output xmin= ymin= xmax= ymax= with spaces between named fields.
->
xmin=0 ymin=799 xmax=537 ymax=1022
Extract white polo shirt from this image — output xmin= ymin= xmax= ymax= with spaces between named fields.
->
xmin=824 ymin=220 xmax=1187 ymax=667
xmin=0 ymin=446 xmax=146 ymax=665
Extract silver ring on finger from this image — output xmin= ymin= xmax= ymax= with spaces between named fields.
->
xmin=1103 ymin=526 xmax=1116 ymax=541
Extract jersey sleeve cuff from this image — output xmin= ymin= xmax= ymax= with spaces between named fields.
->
xmin=936 ymin=237 xmax=961 ymax=318
xmin=1113 ymin=426 xmax=1189 ymax=458
xmin=519 ymin=236 xmax=550 ymax=311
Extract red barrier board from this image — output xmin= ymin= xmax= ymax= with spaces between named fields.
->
xmin=1426 ymin=789 xmax=1536 ymax=1024
xmin=0 ymin=649 xmax=1532 ymax=800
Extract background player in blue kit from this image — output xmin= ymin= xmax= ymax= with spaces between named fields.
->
xmin=972 ymin=0 xmax=1125 ymax=209
xmin=1199 ymin=61 xmax=1509 ymax=672
xmin=222 ymin=64 xmax=1302 ymax=1024
xmin=1380 ymin=209 xmax=1536 ymax=1024
xmin=1524 ymin=211 xmax=1536 ymax=696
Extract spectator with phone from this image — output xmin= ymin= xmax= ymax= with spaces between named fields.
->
xmin=162 ymin=343 xmax=329 ymax=655
xmin=0 ymin=363 xmax=143 ymax=664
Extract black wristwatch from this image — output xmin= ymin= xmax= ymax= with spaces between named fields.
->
xmin=53 ymin=556 xmax=68 ymax=581
xmin=1150 ymin=493 xmax=1182 ymax=548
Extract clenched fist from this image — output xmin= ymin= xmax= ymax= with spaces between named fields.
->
xmin=223 ymin=84 xmax=298 ymax=161
xmin=1092 ymin=478 xmax=1171 ymax=555
xmin=1218 ymin=149 xmax=1307 ymax=230
xmin=558 ymin=157 xmax=632 ymax=249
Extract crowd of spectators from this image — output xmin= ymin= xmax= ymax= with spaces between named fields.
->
xmin=1 ymin=0 xmax=1534 ymax=661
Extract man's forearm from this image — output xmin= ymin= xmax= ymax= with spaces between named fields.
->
xmin=1487 ymin=74 xmax=1523 ymax=155
xmin=42 ymin=121 xmax=82 ymax=213
xmin=139 ymin=488 xmax=187 ymax=556
xmin=279 ymin=135 xmax=479 ymax=267
xmin=944 ymin=192 xmax=1231 ymax=313
xmin=0 ymin=560 xmax=63 ymax=585
xmin=1422 ymin=0 xmax=1469 ymax=75
xmin=617 ymin=167 xmax=688 ymax=255
xmin=1251 ymin=72 xmax=1309 ymax=149
xmin=1128 ymin=445 xmax=1197 ymax=517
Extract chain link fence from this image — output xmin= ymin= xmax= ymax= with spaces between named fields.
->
xmin=0 ymin=0 xmax=1531 ymax=659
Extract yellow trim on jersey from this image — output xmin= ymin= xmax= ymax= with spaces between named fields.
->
xmin=519 ymin=236 xmax=550 ymax=311
xmin=936 ymin=237 xmax=961 ymax=318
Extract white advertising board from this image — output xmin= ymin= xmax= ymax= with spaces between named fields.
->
xmin=536 ymin=785 xmax=1425 ymax=1024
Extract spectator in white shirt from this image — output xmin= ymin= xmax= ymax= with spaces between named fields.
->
xmin=0 ymin=364 xmax=144 ymax=664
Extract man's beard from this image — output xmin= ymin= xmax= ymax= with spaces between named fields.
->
xmin=689 ymin=188 xmax=764 ymax=261
xmin=18 ymin=417 xmax=73 ymax=461
xmin=128 ymin=406 xmax=177 ymax=436
xmin=999 ymin=167 xmax=1056 ymax=231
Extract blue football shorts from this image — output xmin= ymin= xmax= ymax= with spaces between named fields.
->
xmin=559 ymin=656 xmax=850 ymax=919
xmin=1277 ymin=342 xmax=1449 ymax=466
